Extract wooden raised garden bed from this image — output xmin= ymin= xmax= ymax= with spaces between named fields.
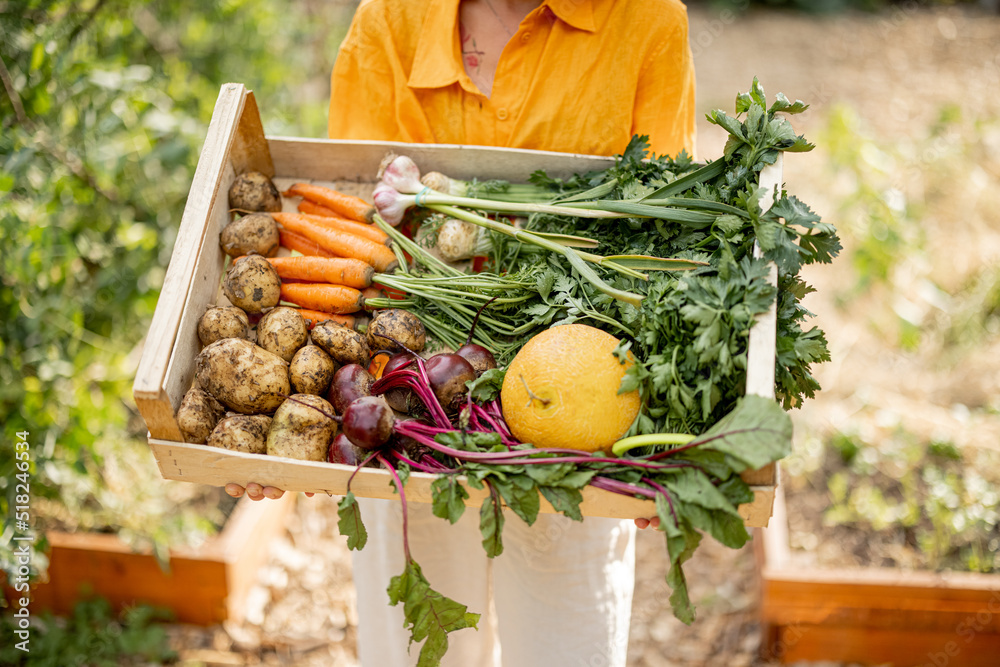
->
xmin=132 ymin=83 xmax=782 ymax=527
xmin=756 ymin=487 xmax=1000 ymax=665
xmin=17 ymin=493 xmax=294 ymax=626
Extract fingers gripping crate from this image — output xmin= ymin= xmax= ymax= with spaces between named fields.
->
xmin=132 ymin=83 xmax=782 ymax=526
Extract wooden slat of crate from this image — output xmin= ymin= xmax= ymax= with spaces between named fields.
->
xmin=134 ymin=84 xmax=272 ymax=442
xmin=756 ymin=487 xmax=1000 ymax=664
xmin=134 ymin=83 xmax=783 ymax=526
xmin=24 ymin=494 xmax=294 ymax=625
xmin=148 ymin=438 xmax=775 ymax=524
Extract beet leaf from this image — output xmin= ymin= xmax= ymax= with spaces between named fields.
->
xmin=336 ymin=491 xmax=368 ymax=551
xmin=387 ymin=559 xmax=481 ymax=667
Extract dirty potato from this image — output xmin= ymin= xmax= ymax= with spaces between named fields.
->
xmin=228 ymin=171 xmax=281 ymax=213
xmin=266 ymin=394 xmax=337 ymax=462
xmin=289 ymin=345 xmax=337 ymax=396
xmin=177 ymin=386 xmax=226 ymax=444
xmin=195 ymin=338 xmax=290 ymax=414
xmin=197 ymin=306 xmax=250 ymax=346
xmin=223 ymin=255 xmax=281 ymax=314
xmin=257 ymin=307 xmax=308 ymax=362
xmin=367 ymin=308 xmax=426 ymax=353
xmin=206 ymin=414 xmax=272 ymax=454
xmin=312 ymin=320 xmax=371 ymax=367
xmin=219 ymin=213 xmax=280 ymax=258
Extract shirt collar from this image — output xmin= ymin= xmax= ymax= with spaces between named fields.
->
xmin=408 ymin=0 xmax=596 ymax=91
xmin=546 ymin=0 xmax=596 ymax=32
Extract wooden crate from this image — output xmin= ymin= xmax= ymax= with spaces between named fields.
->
xmin=132 ymin=83 xmax=782 ymax=526
xmin=756 ymin=487 xmax=1000 ymax=665
xmin=14 ymin=494 xmax=295 ymax=626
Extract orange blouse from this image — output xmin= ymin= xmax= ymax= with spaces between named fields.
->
xmin=328 ymin=0 xmax=696 ymax=158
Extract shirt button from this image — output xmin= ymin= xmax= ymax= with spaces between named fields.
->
xmin=520 ymin=32 xmax=531 ymax=43
xmin=496 ymin=108 xmax=509 ymax=120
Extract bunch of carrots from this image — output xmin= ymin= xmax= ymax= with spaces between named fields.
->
xmin=257 ymin=183 xmax=401 ymax=329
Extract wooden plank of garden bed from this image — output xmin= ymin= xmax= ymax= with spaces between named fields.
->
xmin=31 ymin=531 xmax=230 ymax=624
xmin=25 ymin=494 xmax=295 ymax=625
xmin=757 ymin=486 xmax=1000 ymax=664
xmin=769 ymin=625 xmax=1000 ymax=666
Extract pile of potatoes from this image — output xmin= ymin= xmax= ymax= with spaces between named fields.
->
xmin=179 ymin=302 xmax=426 ymax=463
xmin=176 ymin=171 xmax=427 ymax=464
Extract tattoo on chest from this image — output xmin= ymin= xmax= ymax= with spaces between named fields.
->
xmin=460 ymin=24 xmax=484 ymax=72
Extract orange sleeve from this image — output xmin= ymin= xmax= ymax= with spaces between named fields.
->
xmin=327 ymin=7 xmax=402 ymax=141
xmin=631 ymin=8 xmax=697 ymax=159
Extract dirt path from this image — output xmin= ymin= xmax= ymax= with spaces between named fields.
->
xmin=166 ymin=5 xmax=1000 ymax=666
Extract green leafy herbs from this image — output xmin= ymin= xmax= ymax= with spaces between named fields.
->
xmin=430 ymin=476 xmax=469 ymax=525
xmin=478 ymin=482 xmax=506 ymax=558
xmin=387 ymin=560 xmax=481 ymax=667
xmin=339 ymin=80 xmax=833 ymax=660
xmin=645 ymin=395 xmax=790 ymax=618
xmin=337 ymin=491 xmax=368 ymax=551
xmin=622 ymin=257 xmax=778 ymax=435
xmin=341 ymin=460 xmax=482 ymax=666
xmin=465 ymin=367 xmax=506 ymax=403
xmin=0 ymin=597 xmax=177 ymax=667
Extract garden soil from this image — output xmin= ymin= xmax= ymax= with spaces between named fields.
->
xmin=166 ymin=4 xmax=1000 ymax=665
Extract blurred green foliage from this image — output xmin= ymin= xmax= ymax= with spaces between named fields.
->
xmin=820 ymin=104 xmax=927 ymax=296
xmin=0 ymin=0 xmax=349 ymax=584
xmin=0 ymin=597 xmax=177 ymax=666
xmin=790 ymin=427 xmax=1000 ymax=573
xmin=823 ymin=430 xmax=1000 ymax=572
xmin=820 ymin=101 xmax=1000 ymax=355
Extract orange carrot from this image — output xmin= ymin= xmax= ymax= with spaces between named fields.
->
xmin=361 ymin=285 xmax=388 ymax=302
xmin=298 ymin=200 xmax=339 ymax=218
xmin=283 ymin=183 xmax=375 ymax=223
xmin=273 ymin=212 xmax=398 ymax=273
xmin=368 ymin=351 xmax=391 ymax=379
xmin=280 ymin=282 xmax=363 ymax=314
xmin=294 ymin=207 xmax=390 ymax=246
xmin=265 ymin=256 xmax=373 ymax=289
xmin=294 ymin=308 xmax=357 ymax=330
xmin=278 ymin=228 xmax=337 ymax=258
xmin=382 ymin=285 xmax=409 ymax=301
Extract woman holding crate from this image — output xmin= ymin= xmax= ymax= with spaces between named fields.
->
xmin=229 ymin=0 xmax=695 ymax=664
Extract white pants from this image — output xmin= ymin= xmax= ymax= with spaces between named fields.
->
xmin=352 ymin=497 xmax=637 ymax=667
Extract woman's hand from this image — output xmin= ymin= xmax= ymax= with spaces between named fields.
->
xmin=225 ymin=483 xmax=314 ymax=501
xmin=634 ymin=516 xmax=660 ymax=530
